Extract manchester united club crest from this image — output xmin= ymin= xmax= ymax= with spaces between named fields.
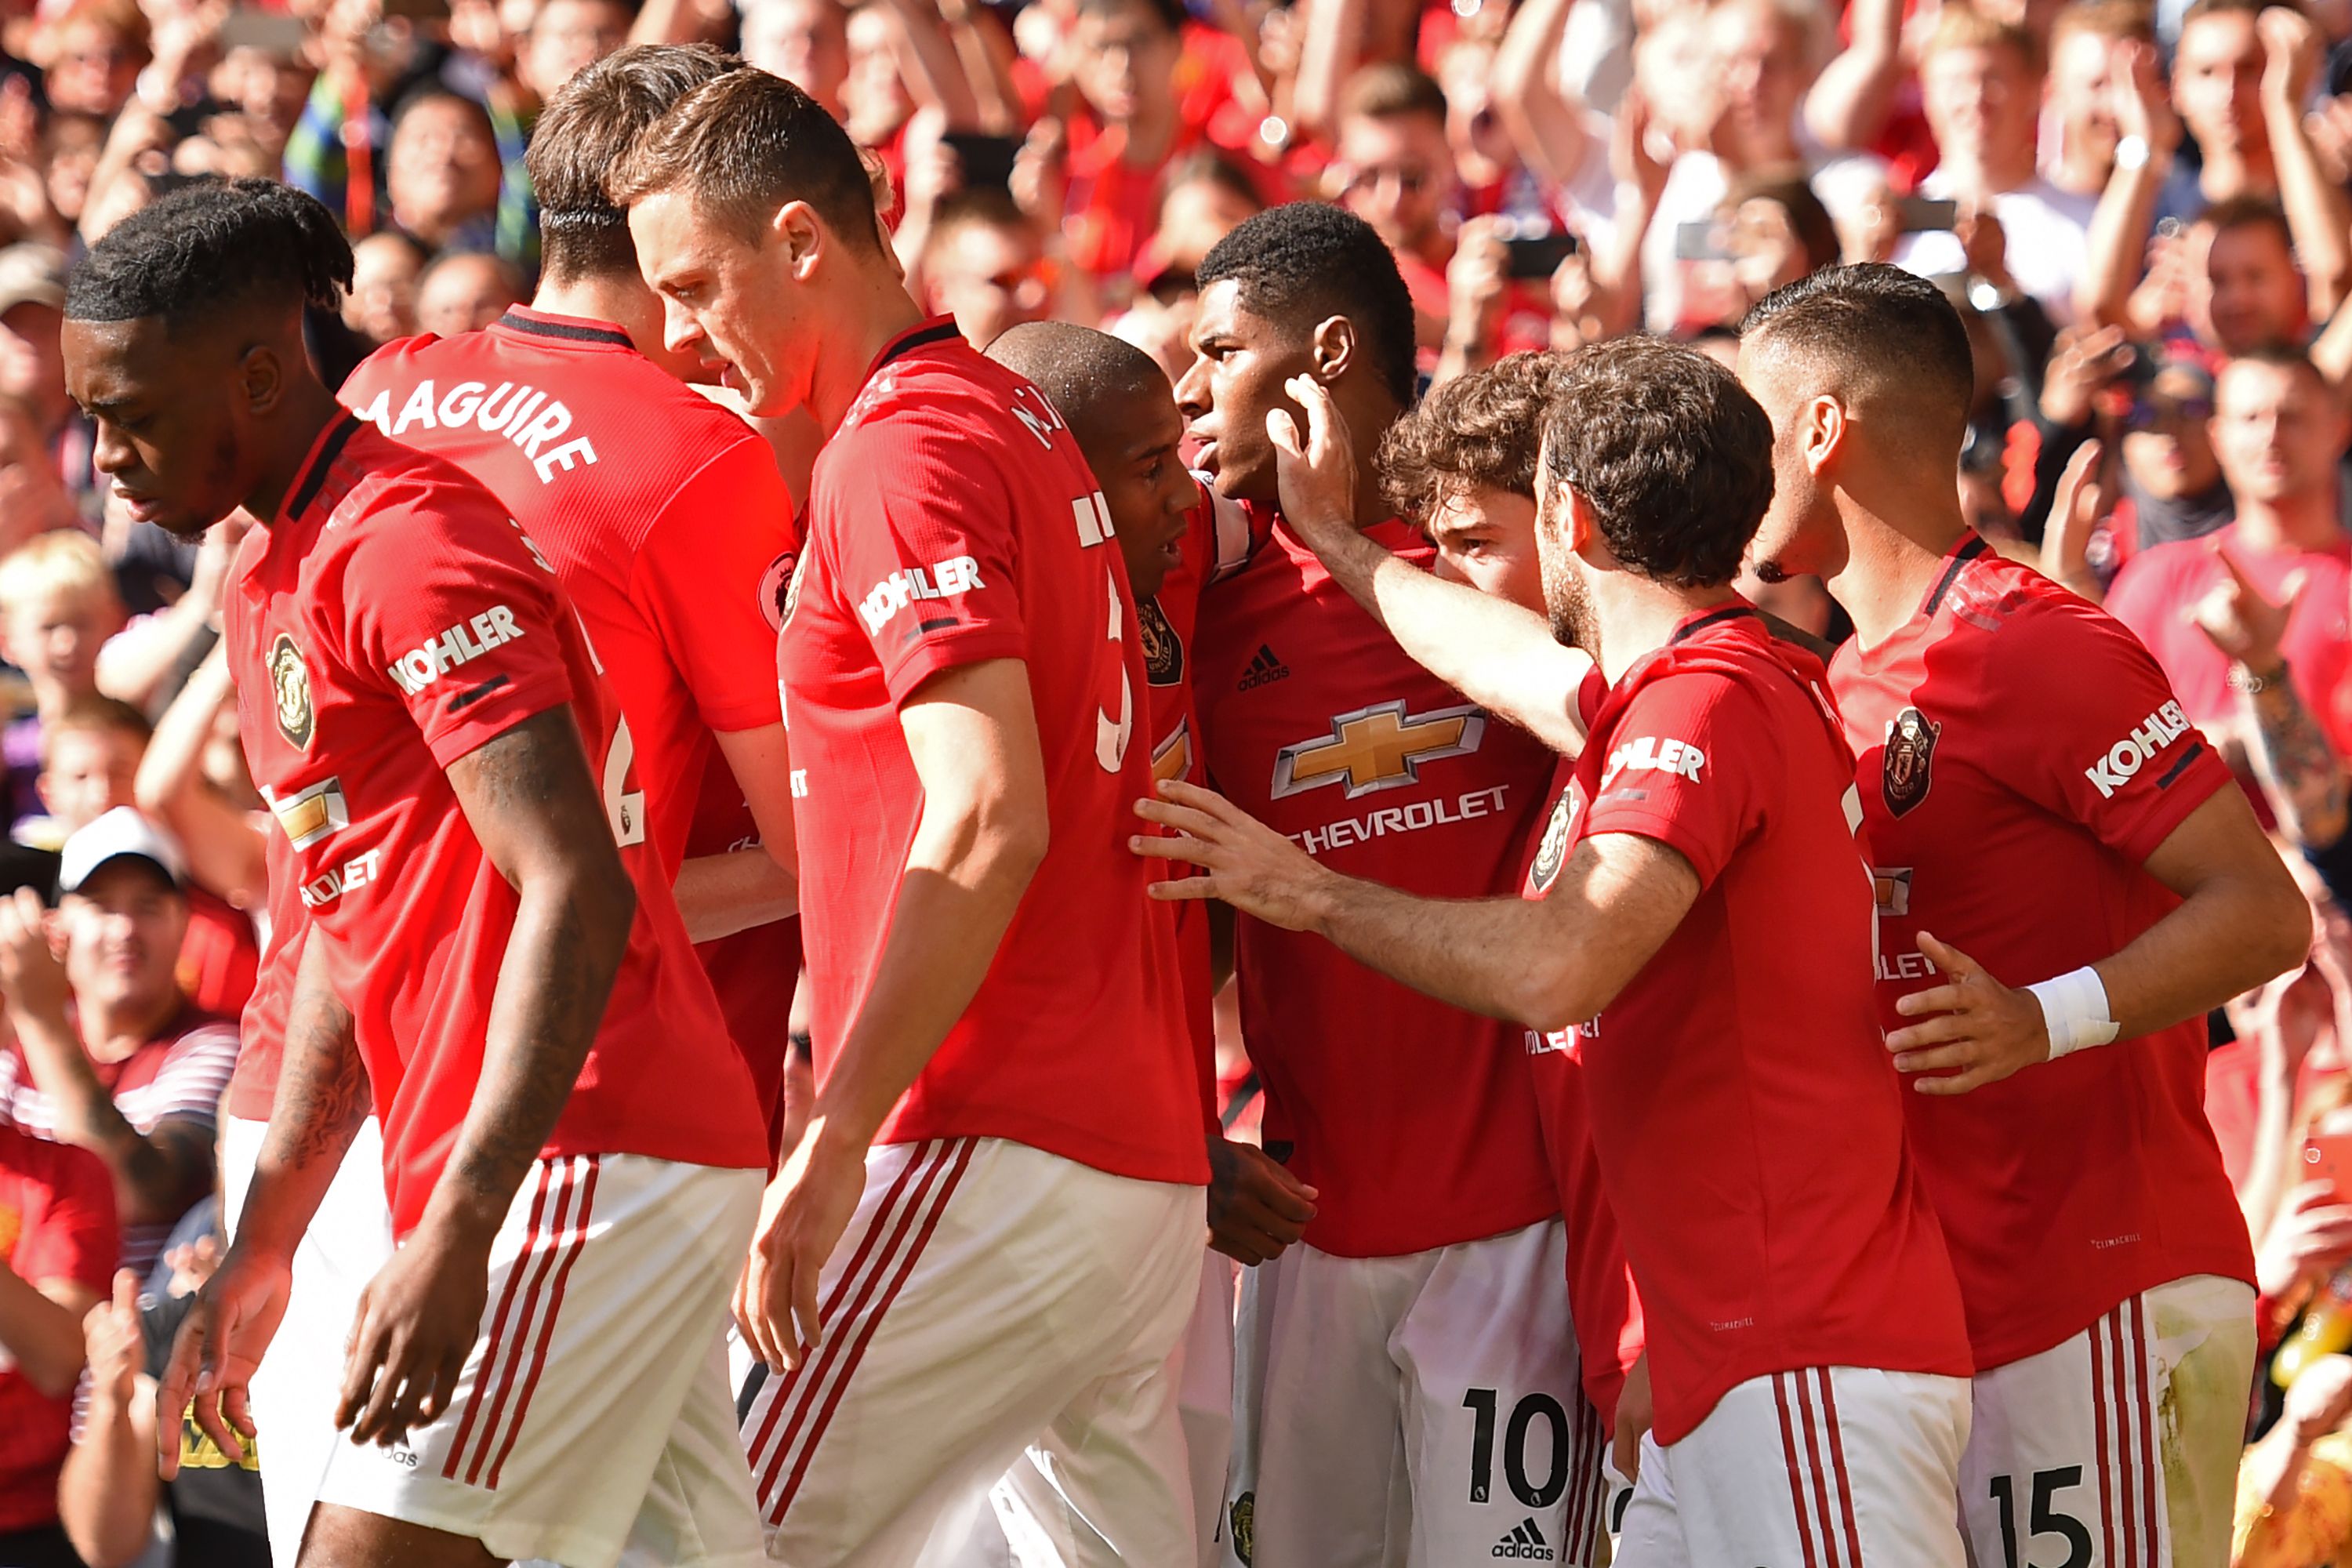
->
xmin=1528 ymin=784 xmax=1578 ymax=895
xmin=1138 ymin=597 xmax=1183 ymax=687
xmin=758 ymin=548 xmax=799 ymax=633
xmin=1881 ymin=706 xmax=1940 ymax=818
xmin=270 ymin=633 xmax=314 ymax=750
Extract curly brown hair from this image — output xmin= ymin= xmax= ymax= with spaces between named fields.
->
xmin=1377 ymin=351 xmax=1574 ymax=521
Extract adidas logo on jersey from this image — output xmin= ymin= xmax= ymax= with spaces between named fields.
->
xmin=1494 ymin=1519 xmax=1554 ymax=1559
xmin=1238 ymin=644 xmax=1290 ymax=689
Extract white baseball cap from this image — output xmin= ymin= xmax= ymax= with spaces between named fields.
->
xmin=58 ymin=808 xmax=188 ymax=895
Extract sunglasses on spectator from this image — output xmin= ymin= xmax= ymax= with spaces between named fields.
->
xmin=2126 ymin=397 xmax=2212 ymax=430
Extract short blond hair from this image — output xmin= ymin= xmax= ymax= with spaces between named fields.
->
xmin=1921 ymin=3 xmax=2044 ymax=73
xmin=0 ymin=530 xmax=114 ymax=612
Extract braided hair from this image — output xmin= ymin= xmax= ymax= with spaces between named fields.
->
xmin=66 ymin=178 xmax=352 ymax=332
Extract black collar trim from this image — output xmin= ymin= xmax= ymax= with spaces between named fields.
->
xmin=287 ymin=412 xmax=362 ymax=521
xmin=1670 ymin=604 xmax=1762 ymax=644
xmin=874 ymin=321 xmax=962 ymax=372
xmin=1922 ymin=535 xmax=1990 ymax=617
xmin=496 ymin=311 xmax=633 ymax=347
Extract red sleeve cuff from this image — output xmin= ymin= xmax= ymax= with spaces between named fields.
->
xmin=880 ymin=625 xmax=1030 ymax=706
xmin=2108 ymin=742 xmax=2232 ymax=866
xmin=419 ymin=677 xmax=576 ymax=770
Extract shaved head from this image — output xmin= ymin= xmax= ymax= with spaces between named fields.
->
xmin=986 ymin=321 xmax=1169 ymax=442
xmin=988 ymin=320 xmax=1193 ymax=598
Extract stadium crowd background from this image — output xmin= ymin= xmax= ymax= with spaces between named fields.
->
xmin=13 ymin=0 xmax=2352 ymax=1559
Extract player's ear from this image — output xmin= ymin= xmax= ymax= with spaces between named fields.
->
xmin=239 ymin=343 xmax=283 ymax=420
xmin=1307 ymin=315 xmax=1356 ymax=385
xmin=1803 ymin=393 xmax=1846 ymax=477
xmin=775 ymin=200 xmax=825 ymax=279
xmin=1561 ymin=480 xmax=1596 ymax=556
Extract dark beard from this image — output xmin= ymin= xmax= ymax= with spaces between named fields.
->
xmin=1543 ymin=558 xmax=1599 ymax=662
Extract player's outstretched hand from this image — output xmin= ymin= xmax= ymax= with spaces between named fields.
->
xmin=738 ymin=1125 xmax=866 ymax=1374
xmin=155 ymin=1240 xmax=292 ymax=1478
xmin=1266 ymin=373 xmax=1356 ymax=554
xmin=1204 ymin=1137 xmax=1319 ymax=1265
xmin=1885 ymin=931 xmax=2053 ymax=1093
xmin=336 ymin=1219 xmax=490 ymax=1447
xmin=1133 ymin=778 xmax=1334 ymax=931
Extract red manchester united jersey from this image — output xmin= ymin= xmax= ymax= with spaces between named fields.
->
xmin=1194 ymin=506 xmax=1557 ymax=1258
xmin=1144 ymin=480 xmax=1253 ymax=1127
xmin=779 ymin=319 xmax=1203 ymax=1185
xmin=1537 ymin=605 xmax=1970 ymax=1443
xmin=227 ymin=416 xmax=768 ymax=1235
xmin=1831 ymin=537 xmax=2254 ymax=1367
xmin=340 ymin=310 xmax=800 ymax=1136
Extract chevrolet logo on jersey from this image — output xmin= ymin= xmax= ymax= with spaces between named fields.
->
xmin=267 ymin=778 xmax=349 ymax=849
xmin=1153 ymin=719 xmax=1193 ymax=783
xmin=1272 ymin=700 xmax=1485 ymax=799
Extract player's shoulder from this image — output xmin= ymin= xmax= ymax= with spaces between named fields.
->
xmin=307 ymin=420 xmax=519 ymax=569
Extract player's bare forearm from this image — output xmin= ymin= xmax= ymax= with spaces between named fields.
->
xmin=238 ymin=937 xmax=367 ymax=1261
xmin=2103 ymin=787 xmax=2311 ymax=1037
xmin=673 ymin=848 xmax=799 ymax=942
xmin=1308 ymin=831 xmax=1697 ymax=1030
xmin=2244 ymin=678 xmax=2350 ymax=849
xmin=435 ymin=706 xmax=636 ymax=1241
xmin=1141 ymin=785 xmax=1694 ymax=1032
xmin=58 ymin=1377 xmax=160 ymax=1568
xmin=810 ymin=659 xmax=1047 ymax=1153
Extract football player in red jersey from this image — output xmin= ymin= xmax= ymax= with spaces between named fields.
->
xmin=1139 ymin=336 xmax=1978 ymax=1568
xmin=1738 ymin=264 xmax=2308 ymax=1568
xmin=340 ymin=44 xmax=802 ymax=1127
xmin=1168 ymin=203 xmax=1605 ymax=1568
xmin=613 ymin=70 xmax=1210 ymax=1563
xmin=65 ymin=182 xmax=773 ymax=1567
xmin=985 ymin=319 xmax=1295 ymax=1566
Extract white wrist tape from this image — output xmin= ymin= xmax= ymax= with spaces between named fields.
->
xmin=2027 ymin=966 xmax=2120 ymax=1058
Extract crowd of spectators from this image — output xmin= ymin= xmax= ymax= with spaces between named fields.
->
xmin=13 ymin=0 xmax=2352 ymax=1559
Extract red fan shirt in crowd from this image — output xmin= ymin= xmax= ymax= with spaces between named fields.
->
xmin=2103 ymin=522 xmax=2352 ymax=755
xmin=1194 ymin=506 xmax=1557 ymax=1258
xmin=1141 ymin=480 xmax=1254 ymax=1127
xmin=0 ymin=1120 xmax=114 ymax=1533
xmin=0 ymin=1002 xmax=237 ymax=1276
xmin=176 ymin=884 xmax=259 ymax=1018
xmin=1831 ymin=538 xmax=2254 ymax=1367
xmin=226 ymin=415 xmax=768 ymax=1236
xmin=1539 ymin=604 xmax=1970 ymax=1444
xmin=779 ymin=318 xmax=1203 ymax=1185
xmin=341 ymin=308 xmax=800 ymax=1125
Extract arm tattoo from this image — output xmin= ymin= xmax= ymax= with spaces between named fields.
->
xmin=259 ymin=948 xmax=369 ymax=1177
xmin=2246 ymin=679 xmax=2349 ymax=850
xmin=437 ymin=710 xmax=635 ymax=1231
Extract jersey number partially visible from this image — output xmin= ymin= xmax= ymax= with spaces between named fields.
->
xmin=1096 ymin=572 xmax=1132 ymax=771
xmin=604 ymin=717 xmax=645 ymax=846
xmin=1463 ymin=1388 xmax=1570 ymax=1509
xmin=570 ymin=609 xmax=646 ymax=846
xmin=1988 ymin=1468 xmax=2092 ymax=1568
